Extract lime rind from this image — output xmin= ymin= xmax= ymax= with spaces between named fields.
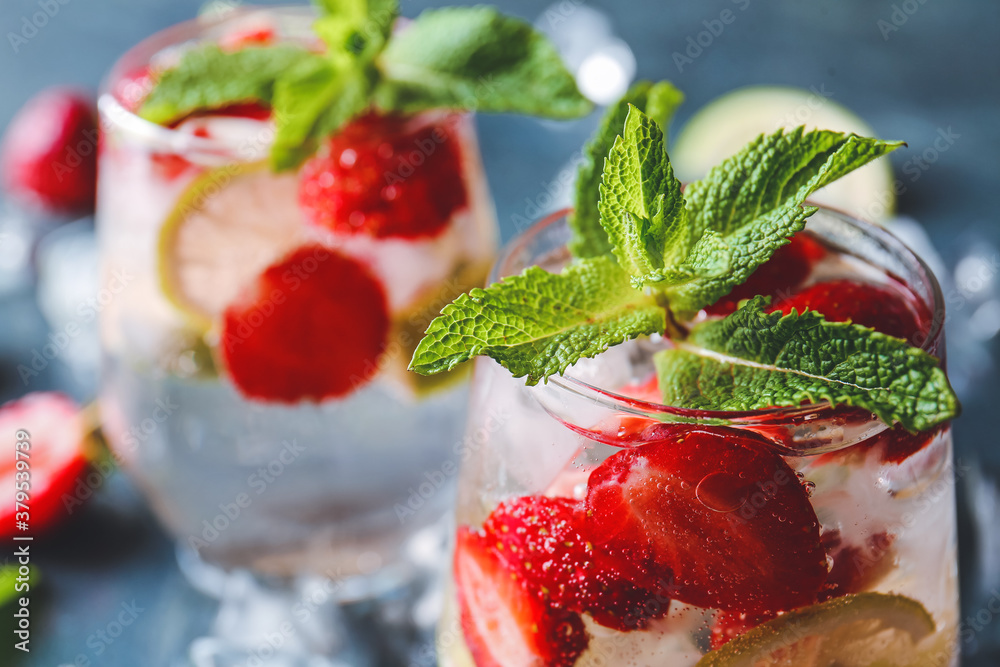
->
xmin=157 ymin=161 xmax=304 ymax=332
xmin=697 ymin=593 xmax=936 ymax=667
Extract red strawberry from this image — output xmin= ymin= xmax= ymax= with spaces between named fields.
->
xmin=707 ymin=232 xmax=827 ymax=316
xmin=819 ymin=530 xmax=895 ymax=601
xmin=871 ymin=424 xmax=942 ymax=464
xmin=585 ymin=427 xmax=827 ymax=614
xmin=220 ymin=244 xmax=390 ymax=403
xmin=220 ymin=25 xmax=277 ymax=50
xmin=484 ymin=496 xmax=672 ymax=631
xmin=769 ymin=278 xmax=930 ymax=343
xmin=709 ymin=609 xmax=777 ymax=650
xmin=0 ymin=392 xmax=89 ymax=538
xmin=115 ymin=66 xmax=155 ymax=113
xmin=299 ymin=111 xmax=468 ymax=240
xmin=455 ymin=527 xmax=589 ymax=667
xmin=1 ymin=88 xmax=98 ymax=215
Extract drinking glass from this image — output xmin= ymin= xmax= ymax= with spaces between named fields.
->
xmin=439 ymin=208 xmax=959 ymax=667
xmin=95 ymin=7 xmax=497 ymax=665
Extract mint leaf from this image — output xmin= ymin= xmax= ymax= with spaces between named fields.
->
xmin=373 ymin=7 xmax=591 ymax=118
xmin=654 ymin=296 xmax=959 ymax=432
xmin=314 ymin=0 xmax=398 ymax=63
xmin=570 ymin=80 xmax=683 ymax=259
xmin=139 ymin=45 xmax=318 ymax=125
xmin=598 ymin=105 xmax=728 ymax=288
xmin=270 ymin=57 xmax=371 ymax=170
xmin=409 ymin=256 xmax=665 ymax=383
xmin=664 ymin=128 xmax=904 ymax=316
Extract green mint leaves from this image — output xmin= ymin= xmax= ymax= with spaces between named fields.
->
xmin=598 ymin=106 xmax=729 ymax=289
xmin=138 ymin=0 xmax=590 ymax=169
xmin=138 ymin=45 xmax=321 ymax=126
xmin=409 ymin=256 xmax=665 ymax=383
xmin=666 ymin=127 xmax=905 ymax=316
xmin=373 ymin=7 xmax=591 ymax=118
xmin=655 ymin=297 xmax=958 ymax=432
xmin=411 ymin=88 xmax=958 ymax=431
xmin=570 ymin=80 xmax=684 ymax=259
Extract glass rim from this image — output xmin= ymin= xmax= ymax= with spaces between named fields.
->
xmin=96 ymin=5 xmax=317 ymax=155
xmin=491 ymin=206 xmax=947 ymax=428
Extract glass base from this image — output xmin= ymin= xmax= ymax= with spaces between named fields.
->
xmin=174 ymin=523 xmax=446 ymax=666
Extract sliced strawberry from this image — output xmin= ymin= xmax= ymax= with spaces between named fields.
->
xmin=706 ymin=232 xmax=827 ymax=316
xmin=1 ymin=88 xmax=98 ymax=215
xmin=220 ymin=25 xmax=277 ymax=50
xmin=616 ymin=375 xmax=661 ymax=403
xmin=869 ymin=423 xmax=943 ymax=464
xmin=114 ymin=66 xmax=155 ymax=112
xmin=819 ymin=530 xmax=895 ymax=601
xmin=455 ymin=527 xmax=589 ymax=667
xmin=769 ymin=278 xmax=930 ymax=343
xmin=151 ymin=153 xmax=195 ymax=181
xmin=709 ymin=609 xmax=777 ymax=650
xmin=220 ymin=244 xmax=390 ymax=402
xmin=585 ymin=427 xmax=827 ymax=614
xmin=0 ymin=393 xmax=89 ymax=538
xmin=483 ymin=495 xmax=672 ymax=631
xmin=299 ymin=111 xmax=468 ymax=240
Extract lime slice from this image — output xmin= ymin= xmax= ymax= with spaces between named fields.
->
xmin=697 ymin=593 xmax=938 ymax=667
xmin=158 ymin=163 xmax=306 ymax=329
xmin=382 ymin=258 xmax=492 ymax=399
xmin=673 ymin=86 xmax=896 ymax=223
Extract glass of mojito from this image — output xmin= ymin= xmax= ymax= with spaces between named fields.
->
xmin=95 ymin=3 xmax=590 ymax=663
xmin=413 ymin=85 xmax=961 ymax=667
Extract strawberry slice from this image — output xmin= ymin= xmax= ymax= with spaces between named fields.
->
xmin=0 ymin=393 xmax=89 ymax=538
xmin=114 ymin=66 xmax=155 ymax=113
xmin=769 ymin=278 xmax=930 ymax=342
xmin=819 ymin=530 xmax=896 ymax=601
xmin=484 ymin=495 xmax=672 ymax=631
xmin=220 ymin=244 xmax=390 ymax=402
xmin=706 ymin=232 xmax=827 ymax=316
xmin=1 ymin=88 xmax=98 ymax=216
xmin=299 ymin=111 xmax=468 ymax=240
xmin=585 ymin=427 xmax=827 ymax=614
xmin=455 ymin=527 xmax=589 ymax=667
xmin=219 ymin=25 xmax=277 ymax=50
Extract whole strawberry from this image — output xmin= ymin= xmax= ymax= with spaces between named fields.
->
xmin=1 ymin=88 xmax=99 ymax=216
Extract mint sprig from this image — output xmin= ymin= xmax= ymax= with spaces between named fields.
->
xmin=599 ymin=106 xmax=729 ymax=288
xmin=655 ymin=296 xmax=957 ymax=432
xmin=411 ymin=91 xmax=959 ymax=431
xmin=408 ymin=256 xmax=664 ymax=383
xmin=570 ymin=80 xmax=684 ymax=258
xmin=372 ymin=7 xmax=591 ymax=118
xmin=667 ymin=127 xmax=904 ymax=317
xmin=138 ymin=0 xmax=591 ymax=170
xmin=138 ymin=45 xmax=321 ymax=126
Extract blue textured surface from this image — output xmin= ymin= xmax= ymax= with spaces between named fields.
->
xmin=1 ymin=0 xmax=998 ymax=664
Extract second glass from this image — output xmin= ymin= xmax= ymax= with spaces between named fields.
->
xmin=95 ymin=7 xmax=497 ymax=664
xmin=439 ymin=208 xmax=959 ymax=667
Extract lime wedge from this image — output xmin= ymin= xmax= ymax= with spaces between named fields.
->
xmin=157 ymin=163 xmax=306 ymax=329
xmin=697 ymin=593 xmax=938 ymax=667
xmin=673 ymin=86 xmax=896 ymax=223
